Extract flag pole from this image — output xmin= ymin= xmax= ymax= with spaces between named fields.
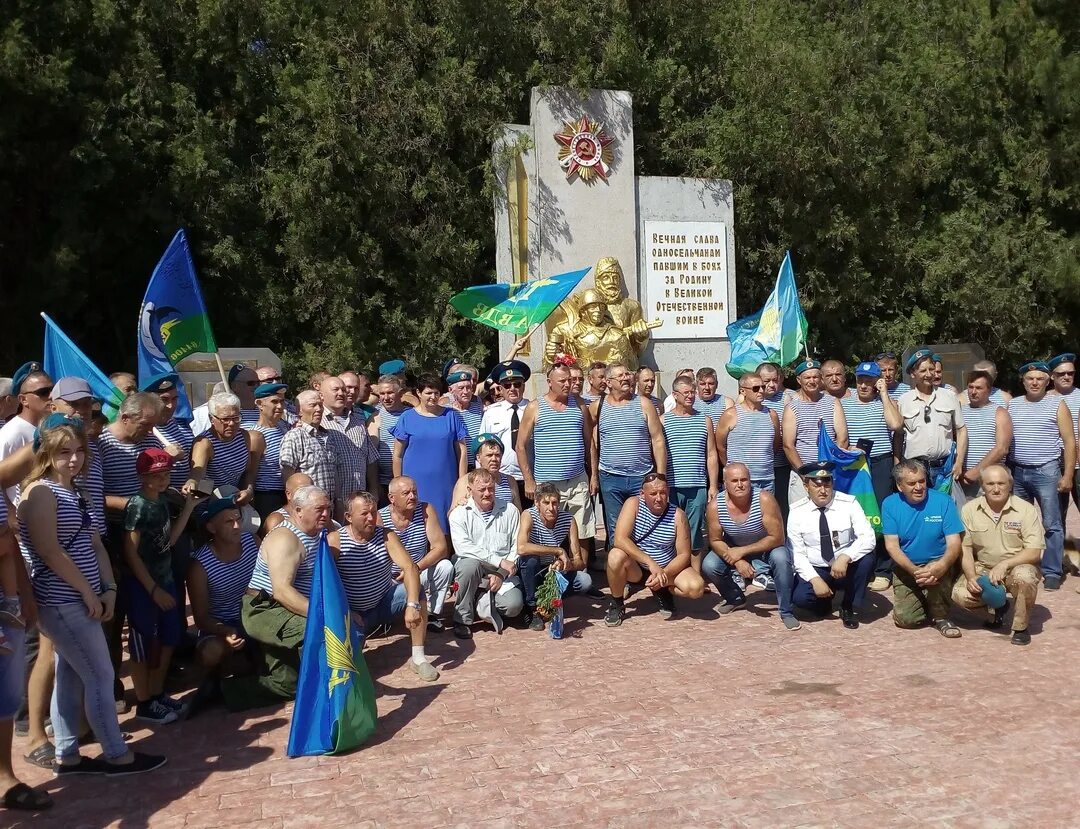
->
xmin=212 ymin=351 xmax=229 ymax=388
xmin=505 ymin=322 xmax=544 ymax=361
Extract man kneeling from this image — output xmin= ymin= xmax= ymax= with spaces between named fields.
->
xmin=953 ymin=465 xmax=1043 ymax=646
xmin=331 ymin=492 xmax=439 ymax=681
xmin=606 ymin=473 xmax=705 ymax=626
xmin=448 ymin=468 xmax=524 ymax=639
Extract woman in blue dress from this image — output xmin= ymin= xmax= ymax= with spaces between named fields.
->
xmin=390 ymin=374 xmax=468 ymax=532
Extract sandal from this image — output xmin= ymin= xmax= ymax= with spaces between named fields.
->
xmin=22 ymin=742 xmax=55 ymax=770
xmin=933 ymin=619 xmax=962 ymax=638
xmin=3 ymin=782 xmax=53 ymax=811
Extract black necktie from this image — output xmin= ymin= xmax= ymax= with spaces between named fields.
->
xmin=819 ymin=507 xmax=834 ymax=562
xmin=510 ymin=405 xmax=520 ymax=449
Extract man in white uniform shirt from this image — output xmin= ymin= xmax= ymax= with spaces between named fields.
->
xmin=479 ymin=360 xmax=532 ymax=506
xmin=448 ymin=468 xmax=523 ymax=639
xmin=788 ymin=462 xmax=876 ymax=629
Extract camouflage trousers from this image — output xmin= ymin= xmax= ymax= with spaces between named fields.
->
xmin=892 ymin=562 xmax=957 ymax=627
xmin=951 ymin=563 xmax=1040 ymax=631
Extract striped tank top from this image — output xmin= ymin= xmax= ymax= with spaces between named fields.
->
xmin=1054 ymin=389 xmax=1080 ymax=469
xmin=789 ymin=395 xmax=836 ymax=466
xmin=455 ymin=399 xmax=485 ymax=466
xmin=201 ymin=429 xmax=249 ymax=489
xmin=695 ymin=394 xmax=727 ymax=426
xmin=762 ymin=391 xmax=789 ymax=466
xmin=662 ymin=412 xmax=708 ymax=488
xmin=248 ymin=521 xmax=317 ymax=598
xmin=376 ymin=406 xmax=405 ymax=485
xmin=840 ymin=397 xmax=892 ymax=458
xmin=534 ymin=397 xmax=586 ymax=481
xmin=528 ymin=506 xmax=573 ymax=566
xmin=192 ymin=533 xmax=259 ymax=626
xmin=1009 ymin=395 xmax=1063 ymax=466
xmin=496 ymin=475 xmax=515 ymax=504
xmin=599 ymin=397 xmax=653 ymax=476
xmin=963 ymin=404 xmax=1000 ymax=469
xmin=728 ymin=406 xmax=777 ymax=480
xmin=98 ymin=429 xmax=160 ymax=499
xmin=379 ymin=503 xmax=429 ymax=572
xmin=81 ymin=439 xmax=107 ymax=536
xmin=887 ymin=382 xmax=911 ymax=400
xmin=240 ymin=408 xmax=260 ymax=429
xmin=23 ymin=480 xmax=99 ymax=605
xmin=337 ymin=526 xmax=394 ymax=612
xmin=254 ymin=424 xmax=288 ymax=491
xmin=716 ymin=489 xmax=766 ymax=546
xmin=632 ymin=499 xmax=678 ymax=567
xmin=989 ymin=388 xmax=1008 ymax=405
xmin=157 ymin=418 xmax=195 ymax=490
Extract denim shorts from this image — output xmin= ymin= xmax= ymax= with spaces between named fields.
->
xmin=360 ymin=582 xmax=407 ymax=630
xmin=125 ymin=577 xmax=184 ymax=661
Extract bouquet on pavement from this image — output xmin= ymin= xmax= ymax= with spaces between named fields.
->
xmin=535 ymin=567 xmax=569 ymax=639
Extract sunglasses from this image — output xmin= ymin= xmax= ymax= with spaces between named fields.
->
xmin=874 ymin=352 xmax=896 ymax=360
xmin=923 ymin=405 xmax=932 ymax=423
xmin=643 ymin=472 xmax=668 ymax=484
xmin=500 ymin=380 xmax=524 ymax=389
xmin=244 ymin=380 xmax=259 ymax=387
xmin=262 ymin=375 xmax=281 ymax=383
xmin=1053 ymin=371 xmax=1075 ymax=378
xmin=27 ymin=386 xmax=54 ymax=399
xmin=741 ymin=385 xmax=764 ymax=392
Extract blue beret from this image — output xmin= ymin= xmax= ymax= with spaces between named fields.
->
xmin=1018 ymin=360 xmax=1050 ymax=376
xmin=794 ymin=359 xmax=821 ymax=375
xmin=140 ymin=371 xmax=180 ymax=393
xmin=905 ymin=348 xmax=934 ymax=374
xmin=33 ymin=412 xmax=85 ymax=452
xmin=797 ymin=461 xmax=835 ymax=478
xmin=379 ymin=359 xmax=406 ymax=376
xmin=195 ymin=494 xmax=240 ymax=527
xmin=11 ymin=361 xmax=43 ymax=395
xmin=491 ymin=360 xmax=531 ymax=384
xmin=1048 ymin=353 xmax=1077 ymax=371
xmin=976 ymin=574 xmax=1008 ymax=610
xmin=470 ymin=432 xmax=504 ymax=457
xmin=227 ymin=363 xmax=250 ymax=384
xmin=254 ymin=382 xmax=288 ymax=399
xmin=446 ymin=370 xmax=473 ymax=385
xmin=930 ymin=353 xmax=943 ymax=363
xmin=854 ymin=361 xmax=881 ymax=379
xmin=441 ymin=357 xmax=463 ymax=380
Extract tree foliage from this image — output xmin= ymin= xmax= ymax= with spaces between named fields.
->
xmin=2 ymin=0 xmax=1077 ymax=383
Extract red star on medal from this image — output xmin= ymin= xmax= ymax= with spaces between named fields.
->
xmin=555 ymin=116 xmax=615 ymax=184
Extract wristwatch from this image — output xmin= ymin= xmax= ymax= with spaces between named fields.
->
xmin=405 ymin=601 xmax=422 ymax=611
xmin=99 ymin=582 xmax=117 ymax=595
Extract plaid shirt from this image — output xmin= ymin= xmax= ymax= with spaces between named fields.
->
xmin=279 ymin=422 xmax=350 ymax=503
xmin=321 ymin=409 xmax=379 ymax=494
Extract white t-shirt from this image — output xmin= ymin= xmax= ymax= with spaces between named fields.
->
xmin=0 ymin=415 xmax=36 ymax=502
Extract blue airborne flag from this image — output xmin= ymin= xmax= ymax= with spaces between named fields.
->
xmin=137 ymin=230 xmax=218 ymax=421
xmin=725 ymin=251 xmax=808 ymax=378
xmin=42 ymin=313 xmax=126 ymax=422
xmin=287 ymin=531 xmax=378 ymax=757
xmin=817 ymin=422 xmax=882 ymax=536
xmin=449 ymin=267 xmax=591 ymax=334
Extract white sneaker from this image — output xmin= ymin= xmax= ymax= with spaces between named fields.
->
xmin=752 ymin=574 xmax=776 ymax=591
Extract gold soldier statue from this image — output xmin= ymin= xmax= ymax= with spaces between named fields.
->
xmin=544 ymin=257 xmax=661 ymax=370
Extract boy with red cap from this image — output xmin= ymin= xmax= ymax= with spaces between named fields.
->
xmin=123 ymin=448 xmax=201 ymax=723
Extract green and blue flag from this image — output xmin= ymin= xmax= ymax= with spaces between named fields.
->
xmin=450 ymin=267 xmax=590 ymax=334
xmin=726 ymin=251 xmax=808 ymax=378
xmin=287 ymin=531 xmax=378 ymax=757
xmin=42 ymin=312 xmax=125 ymax=422
xmin=817 ymin=422 xmax=882 ymax=536
xmin=137 ymin=229 xmax=218 ymax=421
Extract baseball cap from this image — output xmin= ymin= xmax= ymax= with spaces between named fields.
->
xmin=50 ymin=377 xmax=94 ymax=402
xmin=136 ymin=447 xmax=174 ymax=474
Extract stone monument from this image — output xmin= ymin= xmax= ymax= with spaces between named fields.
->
xmin=493 ymin=87 xmax=737 ymax=396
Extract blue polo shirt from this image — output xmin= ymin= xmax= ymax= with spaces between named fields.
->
xmin=881 ymin=489 xmax=964 ymax=565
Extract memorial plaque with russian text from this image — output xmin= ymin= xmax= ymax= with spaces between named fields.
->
xmin=643 ymin=221 xmax=729 ymax=340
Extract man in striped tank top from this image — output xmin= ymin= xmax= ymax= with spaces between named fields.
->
xmin=822 ymin=360 xmax=852 ymax=400
xmin=694 ymin=367 xmax=733 ymax=424
xmin=662 ymin=375 xmax=719 ymax=561
xmin=581 ymin=360 xmax=607 ymax=405
xmin=369 ymin=374 xmax=410 ymax=501
xmin=960 ymin=359 xmax=1011 ymax=405
xmin=225 ymin=485 xmax=332 ymax=709
xmin=757 ymin=363 xmax=793 ymax=512
xmin=897 ymin=348 xmax=966 ymax=489
xmin=782 ymin=359 xmax=848 ymax=509
xmin=591 ymin=363 xmax=667 ymax=548
xmin=333 ymin=492 xmax=438 ymax=681
xmin=841 ymin=362 xmax=902 ymax=591
xmin=141 ymin=372 xmax=193 ymax=488
xmin=703 ymin=463 xmax=798 ymax=629
xmin=956 ymin=370 xmax=1012 ymax=502
xmin=517 ymin=363 xmax=596 ymax=555
xmin=248 ymin=383 xmax=290 ymax=518
xmin=605 ymin=474 xmax=704 ymax=625
xmin=445 ymin=366 xmax=485 ymax=466
xmin=635 ymin=366 xmax=663 ymax=414
xmin=1008 ymin=360 xmax=1075 ymax=589
xmin=1048 ymin=352 xmax=1080 ymax=534
xmin=875 ymin=352 xmax=911 ymax=400
xmin=226 ymin=363 xmax=262 ymax=429
xmin=186 ymin=392 xmax=261 ymax=505
xmin=716 ymin=372 xmax=780 ymax=493
xmin=480 ymin=360 xmax=532 ymax=506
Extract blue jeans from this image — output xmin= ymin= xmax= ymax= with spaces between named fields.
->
xmin=701 ymin=546 xmax=795 ymax=617
xmin=518 ymin=556 xmax=593 ymax=605
xmin=751 ymin=479 xmax=774 ymax=494
xmin=1012 ymin=460 xmax=1064 ymax=579
xmin=599 ymin=471 xmax=647 ymax=544
xmin=360 ymin=582 xmax=407 ymax=631
xmin=37 ymin=602 xmax=128 ymax=761
xmin=0 ymin=625 xmax=25 ymax=719
xmin=670 ymin=485 xmax=708 ymax=550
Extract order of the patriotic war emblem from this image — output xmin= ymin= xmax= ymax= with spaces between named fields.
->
xmin=554 ymin=116 xmax=614 ymax=184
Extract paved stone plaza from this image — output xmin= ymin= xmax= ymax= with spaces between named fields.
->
xmin=8 ymin=559 xmax=1080 ymax=828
